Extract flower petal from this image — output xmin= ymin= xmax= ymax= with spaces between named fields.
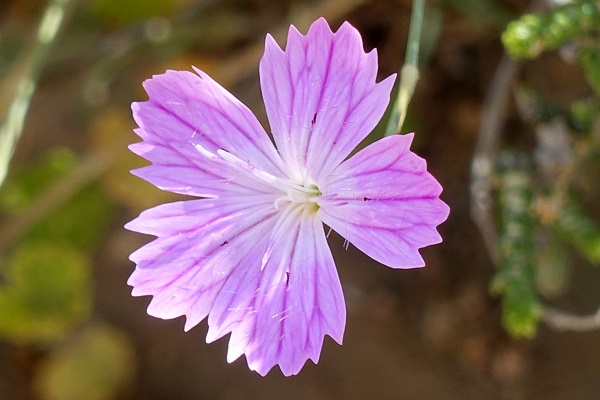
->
xmin=318 ymin=133 xmax=450 ymax=268
xmin=259 ymin=17 xmax=395 ymax=183
xmin=125 ymin=197 xmax=278 ymax=331
xmin=206 ymin=208 xmax=345 ymax=376
xmin=132 ymin=68 xmax=285 ymax=196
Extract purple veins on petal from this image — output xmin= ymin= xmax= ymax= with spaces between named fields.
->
xmin=206 ymin=209 xmax=345 ymax=376
xmin=130 ymin=68 xmax=285 ymax=197
xmin=127 ymin=16 xmax=449 ymax=377
xmin=318 ymin=133 xmax=450 ymax=269
xmin=260 ymin=17 xmax=396 ymax=183
xmin=126 ymin=198 xmax=278 ymax=331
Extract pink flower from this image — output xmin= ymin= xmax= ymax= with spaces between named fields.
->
xmin=126 ymin=17 xmax=449 ymax=376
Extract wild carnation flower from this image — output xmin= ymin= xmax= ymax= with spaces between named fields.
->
xmin=126 ymin=17 xmax=449 ymax=376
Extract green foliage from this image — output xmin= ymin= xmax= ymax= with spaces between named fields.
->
xmin=552 ymin=200 xmax=600 ymax=265
xmin=34 ymin=323 xmax=136 ymax=400
xmin=0 ymin=242 xmax=93 ymax=344
xmin=0 ymin=147 xmax=114 ymax=344
xmin=491 ymin=154 xmax=542 ymax=338
xmin=502 ymin=0 xmax=600 ymax=59
xmin=0 ymin=148 xmax=76 ymax=213
xmin=502 ymin=14 xmax=545 ymax=59
xmin=494 ymin=0 xmax=600 ymax=339
xmin=0 ymin=147 xmax=114 ymax=251
xmin=27 ymin=184 xmax=114 ymax=252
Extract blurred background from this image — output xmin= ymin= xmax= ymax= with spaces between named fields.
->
xmin=1 ymin=0 xmax=600 ymax=399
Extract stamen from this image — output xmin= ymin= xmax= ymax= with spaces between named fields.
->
xmin=193 ymin=143 xmax=218 ymax=160
xmin=216 ymin=148 xmax=278 ymax=186
xmin=194 ymin=144 xmax=321 ymax=209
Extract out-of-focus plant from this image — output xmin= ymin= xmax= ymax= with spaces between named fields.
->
xmin=503 ymin=0 xmax=600 ymax=93
xmin=0 ymin=148 xmax=114 ymax=251
xmin=0 ymin=145 xmax=137 ymax=399
xmin=491 ymin=153 xmax=543 ymax=338
xmin=0 ymin=241 xmax=92 ymax=344
xmin=0 ymin=2 xmax=138 ymax=394
xmin=472 ymin=0 xmax=600 ymax=337
xmin=34 ymin=322 xmax=136 ymax=400
xmin=0 ymin=149 xmax=101 ymax=344
xmin=0 ymin=0 xmax=72 ymax=186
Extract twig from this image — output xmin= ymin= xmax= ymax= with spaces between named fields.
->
xmin=0 ymin=0 xmax=74 ymax=186
xmin=469 ymin=55 xmax=521 ymax=265
xmin=385 ymin=0 xmax=424 ymax=135
xmin=543 ymin=305 xmax=600 ymax=331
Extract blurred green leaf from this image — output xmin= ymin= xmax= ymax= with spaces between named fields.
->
xmin=0 ymin=242 xmax=93 ymax=344
xmin=0 ymin=147 xmax=114 ymax=251
xmin=502 ymin=14 xmax=545 ymax=59
xmin=0 ymin=147 xmax=77 ymax=213
xmin=35 ymin=323 xmax=136 ymax=400
xmin=491 ymin=153 xmax=542 ymax=338
xmin=26 ymin=184 xmax=114 ymax=252
xmin=502 ymin=0 xmax=600 ymax=59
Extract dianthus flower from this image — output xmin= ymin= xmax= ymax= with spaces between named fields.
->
xmin=126 ymin=17 xmax=449 ymax=376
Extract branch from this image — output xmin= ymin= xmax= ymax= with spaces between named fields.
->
xmin=469 ymin=55 xmax=521 ymax=265
xmin=543 ymin=305 xmax=600 ymax=331
xmin=0 ymin=0 xmax=74 ymax=185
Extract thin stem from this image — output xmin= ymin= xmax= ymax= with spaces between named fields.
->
xmin=404 ymin=0 xmax=424 ymax=68
xmin=385 ymin=0 xmax=424 ymax=135
xmin=543 ymin=305 xmax=600 ymax=331
xmin=0 ymin=0 xmax=73 ymax=186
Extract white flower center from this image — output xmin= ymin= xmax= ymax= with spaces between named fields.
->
xmin=194 ymin=144 xmax=321 ymax=212
xmin=273 ymin=181 xmax=321 ymax=211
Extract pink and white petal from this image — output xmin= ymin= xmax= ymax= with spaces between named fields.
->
xmin=132 ymin=68 xmax=285 ymax=195
xmin=318 ymin=134 xmax=450 ymax=269
xmin=207 ymin=209 xmax=345 ymax=376
xmin=259 ymin=17 xmax=395 ymax=183
xmin=126 ymin=198 xmax=278 ymax=331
